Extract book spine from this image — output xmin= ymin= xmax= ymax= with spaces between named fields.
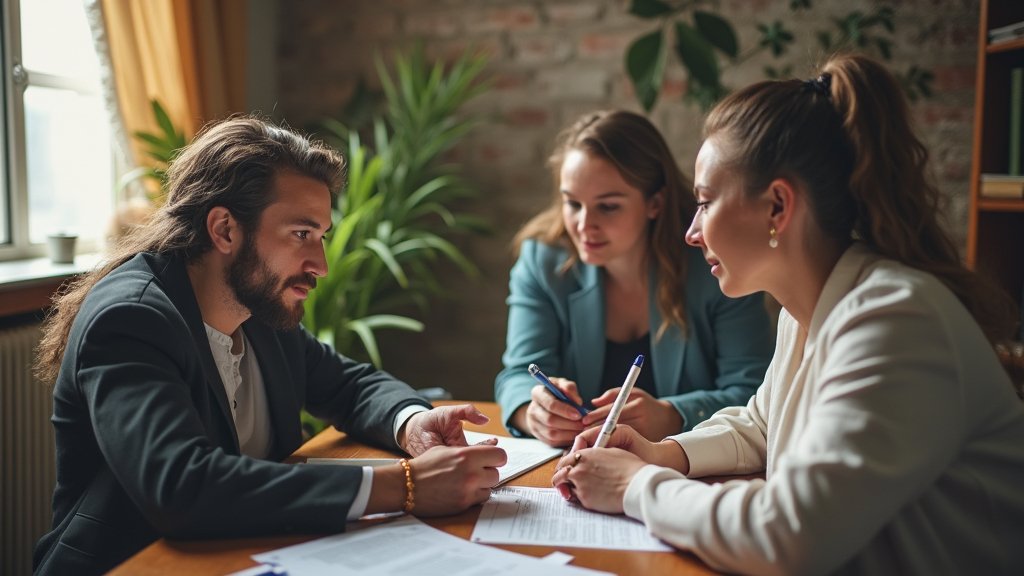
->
xmin=1019 ymin=279 xmax=1024 ymax=342
xmin=1011 ymin=67 xmax=1023 ymax=176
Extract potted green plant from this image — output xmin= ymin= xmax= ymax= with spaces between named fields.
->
xmin=298 ymin=48 xmax=489 ymax=438
xmin=110 ymin=100 xmax=188 ymax=243
xmin=303 ymin=47 xmax=490 ymax=368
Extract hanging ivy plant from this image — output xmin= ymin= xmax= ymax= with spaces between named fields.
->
xmin=624 ymin=0 xmax=934 ymax=112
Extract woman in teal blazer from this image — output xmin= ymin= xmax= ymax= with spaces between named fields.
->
xmin=495 ymin=111 xmax=773 ymax=446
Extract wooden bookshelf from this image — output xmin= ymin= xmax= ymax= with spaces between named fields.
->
xmin=967 ymin=0 xmax=1024 ymax=311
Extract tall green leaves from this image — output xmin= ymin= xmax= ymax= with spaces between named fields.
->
xmin=303 ymin=48 xmax=489 ymax=367
xmin=120 ymin=99 xmax=188 ymax=203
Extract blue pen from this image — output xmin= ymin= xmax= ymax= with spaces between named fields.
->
xmin=527 ymin=364 xmax=590 ymax=417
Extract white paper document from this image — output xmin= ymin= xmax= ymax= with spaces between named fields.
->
xmin=463 ymin=430 xmax=563 ymax=485
xmin=252 ymin=515 xmax=610 ymax=575
xmin=471 ymin=487 xmax=672 ymax=552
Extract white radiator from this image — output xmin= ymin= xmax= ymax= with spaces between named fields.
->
xmin=1 ymin=322 xmax=54 ymax=576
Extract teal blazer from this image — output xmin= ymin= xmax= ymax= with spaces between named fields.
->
xmin=495 ymin=240 xmax=774 ymax=435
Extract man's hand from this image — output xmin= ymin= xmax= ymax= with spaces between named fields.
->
xmin=410 ymin=444 xmax=507 ymax=516
xmin=399 ymin=404 xmax=490 ymax=456
xmin=366 ymin=444 xmax=506 ymax=517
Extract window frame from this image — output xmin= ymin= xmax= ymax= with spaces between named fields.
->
xmin=1 ymin=0 xmax=114 ymax=262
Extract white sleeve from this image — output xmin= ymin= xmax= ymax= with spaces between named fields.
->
xmin=349 ymin=405 xmax=430 ymax=520
xmin=345 ymin=466 xmax=374 ymax=520
xmin=674 ymin=390 xmax=770 ymax=477
xmin=668 ymin=313 xmax=798 ymax=477
xmin=393 ymin=405 xmax=430 ymax=442
xmin=624 ymin=292 xmax=962 ymax=575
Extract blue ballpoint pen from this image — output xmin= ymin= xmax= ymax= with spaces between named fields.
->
xmin=527 ymin=364 xmax=590 ymax=417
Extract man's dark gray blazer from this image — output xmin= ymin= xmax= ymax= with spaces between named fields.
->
xmin=33 ymin=252 xmax=431 ymax=575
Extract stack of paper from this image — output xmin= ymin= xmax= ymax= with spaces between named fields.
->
xmin=462 ymin=430 xmax=563 ymax=485
xmin=471 ymin=487 xmax=671 ymax=552
xmin=250 ymin=516 xmax=610 ymax=575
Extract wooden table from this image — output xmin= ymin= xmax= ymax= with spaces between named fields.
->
xmin=110 ymin=402 xmax=719 ymax=575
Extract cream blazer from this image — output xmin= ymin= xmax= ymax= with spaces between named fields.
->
xmin=623 ymin=244 xmax=1024 ymax=575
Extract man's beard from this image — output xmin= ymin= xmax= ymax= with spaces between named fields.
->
xmin=227 ymin=235 xmax=316 ymax=330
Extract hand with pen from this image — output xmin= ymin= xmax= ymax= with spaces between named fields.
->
xmin=581 ymin=386 xmax=684 ymax=443
xmin=551 ymin=424 xmax=691 ymax=514
xmin=511 ymin=363 xmax=685 ymax=446
xmin=510 ymin=366 xmax=590 ymax=447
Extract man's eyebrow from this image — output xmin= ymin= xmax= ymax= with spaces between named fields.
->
xmin=292 ymin=217 xmax=332 ymax=233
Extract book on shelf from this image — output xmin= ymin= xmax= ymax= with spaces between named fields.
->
xmin=989 ymin=20 xmax=1024 ymax=45
xmin=1019 ymin=280 xmax=1024 ymax=343
xmin=1020 ymin=280 xmax=1024 ymax=342
xmin=980 ymin=174 xmax=1024 ymax=199
xmin=1012 ymin=67 xmax=1023 ymax=176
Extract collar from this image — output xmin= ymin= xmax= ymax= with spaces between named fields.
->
xmin=807 ymin=243 xmax=878 ymax=344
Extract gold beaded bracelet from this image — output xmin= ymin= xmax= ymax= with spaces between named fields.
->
xmin=398 ymin=458 xmax=415 ymax=514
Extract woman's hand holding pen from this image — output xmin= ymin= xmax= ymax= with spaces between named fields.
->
xmin=551 ymin=424 xmax=690 ymax=512
xmin=512 ymin=377 xmax=587 ymax=447
xmin=550 ymin=426 xmax=647 ymax=513
xmin=583 ymin=387 xmax=683 ymax=442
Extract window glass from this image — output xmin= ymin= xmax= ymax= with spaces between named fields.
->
xmin=25 ymin=86 xmax=113 ymax=244
xmin=20 ymin=0 xmax=101 ymax=81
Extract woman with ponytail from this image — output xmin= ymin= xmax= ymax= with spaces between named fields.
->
xmin=552 ymin=55 xmax=1024 ymax=574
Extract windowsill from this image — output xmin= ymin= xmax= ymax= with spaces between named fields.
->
xmin=0 ymin=253 xmax=103 ymax=291
xmin=0 ymin=253 xmax=103 ymax=318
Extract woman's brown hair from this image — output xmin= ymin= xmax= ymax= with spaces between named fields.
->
xmin=704 ymin=53 xmax=1016 ymax=343
xmin=35 ymin=116 xmax=345 ymax=385
xmin=515 ymin=110 xmax=695 ymax=339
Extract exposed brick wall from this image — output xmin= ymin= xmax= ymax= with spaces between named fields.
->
xmin=277 ymin=0 xmax=980 ymax=401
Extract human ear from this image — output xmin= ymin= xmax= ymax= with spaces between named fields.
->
xmin=766 ymin=179 xmax=796 ymax=236
xmin=207 ymin=207 xmax=239 ymax=255
xmin=646 ymin=189 xmax=665 ymax=220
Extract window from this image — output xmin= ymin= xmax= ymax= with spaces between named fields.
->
xmin=1 ymin=0 xmax=115 ymax=261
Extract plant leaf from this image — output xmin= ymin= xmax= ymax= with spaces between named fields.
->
xmin=151 ymin=100 xmax=178 ymax=142
xmin=625 ymin=30 xmax=667 ymax=112
xmin=694 ymin=11 xmax=739 ymax=58
xmin=628 ymin=0 xmax=673 ymax=18
xmin=365 ymin=238 xmax=409 ymax=287
xmin=359 ymin=314 xmax=424 ymax=332
xmin=758 ymin=21 xmax=796 ymax=57
xmin=674 ymin=21 xmax=719 ymax=89
xmin=345 ymin=318 xmax=383 ymax=367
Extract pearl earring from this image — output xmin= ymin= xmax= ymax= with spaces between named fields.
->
xmin=769 ymin=227 xmax=778 ymax=248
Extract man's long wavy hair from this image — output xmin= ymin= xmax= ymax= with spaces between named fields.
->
xmin=514 ymin=110 xmax=696 ymax=340
xmin=35 ymin=116 xmax=345 ymax=385
xmin=704 ymin=53 xmax=1016 ymax=344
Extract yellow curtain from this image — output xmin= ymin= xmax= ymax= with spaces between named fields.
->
xmin=100 ymin=0 xmax=248 ymax=167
